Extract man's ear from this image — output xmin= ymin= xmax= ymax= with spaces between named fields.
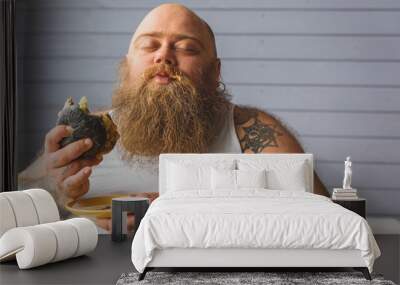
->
xmin=215 ymin=58 xmax=221 ymax=81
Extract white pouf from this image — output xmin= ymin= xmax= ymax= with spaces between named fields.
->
xmin=0 ymin=218 xmax=98 ymax=269
xmin=24 ymin=189 xmax=60 ymax=224
xmin=0 ymin=196 xmax=17 ymax=237
xmin=0 ymin=191 xmax=39 ymax=227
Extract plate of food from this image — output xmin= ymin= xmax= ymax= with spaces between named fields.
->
xmin=65 ymin=192 xmax=159 ymax=218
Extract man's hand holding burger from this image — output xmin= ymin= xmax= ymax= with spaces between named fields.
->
xmin=18 ymin=97 xmax=119 ymax=209
xmin=18 ymin=125 xmax=103 ymax=206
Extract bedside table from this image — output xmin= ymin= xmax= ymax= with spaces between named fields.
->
xmin=112 ymin=197 xmax=150 ymax=242
xmin=332 ymin=198 xmax=366 ymax=218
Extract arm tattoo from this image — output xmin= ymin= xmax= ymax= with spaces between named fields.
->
xmin=239 ymin=117 xmax=283 ymax=153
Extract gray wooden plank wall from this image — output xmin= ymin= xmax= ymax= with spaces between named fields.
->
xmin=16 ymin=0 xmax=400 ymax=215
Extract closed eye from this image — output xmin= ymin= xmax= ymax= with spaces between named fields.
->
xmin=135 ymin=38 xmax=161 ymax=52
xmin=174 ymin=45 xmax=199 ymax=54
xmin=140 ymin=44 xmax=159 ymax=52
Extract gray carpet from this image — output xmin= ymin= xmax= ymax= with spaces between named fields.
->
xmin=116 ymin=271 xmax=396 ymax=285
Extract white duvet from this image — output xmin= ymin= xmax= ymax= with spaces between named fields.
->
xmin=131 ymin=190 xmax=380 ymax=273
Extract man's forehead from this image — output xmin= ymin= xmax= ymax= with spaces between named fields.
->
xmin=128 ymin=4 xmax=212 ymax=54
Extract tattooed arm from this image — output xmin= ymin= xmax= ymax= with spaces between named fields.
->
xmin=233 ymin=105 xmax=329 ymax=197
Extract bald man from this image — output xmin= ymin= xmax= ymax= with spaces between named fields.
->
xmin=18 ymin=4 xmax=329 ymax=218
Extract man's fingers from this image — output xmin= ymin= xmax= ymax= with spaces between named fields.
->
xmin=45 ymin=125 xmax=73 ymax=153
xmin=126 ymin=214 xmax=136 ymax=232
xmin=62 ymin=167 xmax=92 ymax=198
xmin=59 ymin=157 xmax=103 ymax=181
xmin=95 ymin=218 xmax=112 ymax=232
xmin=66 ymin=177 xmax=89 ymax=200
xmin=49 ymin=138 xmax=93 ymax=168
xmin=64 ymin=180 xmax=89 ymax=200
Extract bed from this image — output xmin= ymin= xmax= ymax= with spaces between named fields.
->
xmin=131 ymin=153 xmax=380 ymax=280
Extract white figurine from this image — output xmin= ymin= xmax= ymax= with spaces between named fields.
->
xmin=343 ymin=156 xmax=352 ymax=189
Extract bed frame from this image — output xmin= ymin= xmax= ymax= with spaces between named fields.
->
xmin=139 ymin=153 xmax=371 ymax=280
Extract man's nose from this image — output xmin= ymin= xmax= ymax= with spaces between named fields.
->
xmin=153 ymin=46 xmax=176 ymax=66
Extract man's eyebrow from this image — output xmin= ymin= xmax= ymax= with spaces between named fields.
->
xmin=134 ymin=32 xmax=205 ymax=49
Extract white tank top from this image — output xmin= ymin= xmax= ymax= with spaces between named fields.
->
xmin=87 ymin=103 xmax=242 ymax=197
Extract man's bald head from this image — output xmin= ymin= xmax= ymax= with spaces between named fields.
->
xmin=111 ymin=3 xmax=231 ymax=159
xmin=128 ymin=3 xmax=217 ymax=59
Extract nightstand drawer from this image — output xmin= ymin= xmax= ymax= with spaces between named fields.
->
xmin=332 ymin=199 xmax=366 ymax=218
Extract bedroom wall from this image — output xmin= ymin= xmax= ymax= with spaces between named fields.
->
xmin=16 ymin=0 xmax=400 ymax=215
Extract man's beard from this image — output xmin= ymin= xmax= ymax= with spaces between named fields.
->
xmin=111 ymin=59 xmax=231 ymax=164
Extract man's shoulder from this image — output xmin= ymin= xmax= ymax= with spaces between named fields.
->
xmin=232 ymin=104 xmax=303 ymax=153
xmin=233 ymin=105 xmax=277 ymax=126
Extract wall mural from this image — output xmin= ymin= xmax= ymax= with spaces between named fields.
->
xmin=15 ymin=1 xmax=400 ymax=232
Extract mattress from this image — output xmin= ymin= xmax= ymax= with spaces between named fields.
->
xmin=131 ymin=189 xmax=380 ymax=273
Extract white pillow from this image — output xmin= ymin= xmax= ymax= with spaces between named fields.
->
xmin=236 ymin=169 xmax=267 ymax=188
xmin=274 ymin=162 xmax=310 ymax=192
xmin=166 ymin=159 xmax=236 ymax=192
xmin=238 ymin=159 xmax=309 ymax=192
xmin=211 ymin=168 xmax=236 ymax=190
xmin=211 ymin=168 xmax=267 ymax=190
xmin=167 ymin=162 xmax=210 ymax=191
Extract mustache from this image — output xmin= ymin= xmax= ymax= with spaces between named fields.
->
xmin=141 ymin=64 xmax=185 ymax=82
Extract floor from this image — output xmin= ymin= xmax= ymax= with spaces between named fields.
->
xmin=0 ymin=235 xmax=398 ymax=285
xmin=373 ymin=235 xmax=400 ymax=284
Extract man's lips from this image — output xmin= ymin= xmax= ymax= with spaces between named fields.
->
xmin=153 ymin=72 xmax=171 ymax=85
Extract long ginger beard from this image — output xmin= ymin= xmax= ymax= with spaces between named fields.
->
xmin=111 ymin=59 xmax=231 ymax=163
